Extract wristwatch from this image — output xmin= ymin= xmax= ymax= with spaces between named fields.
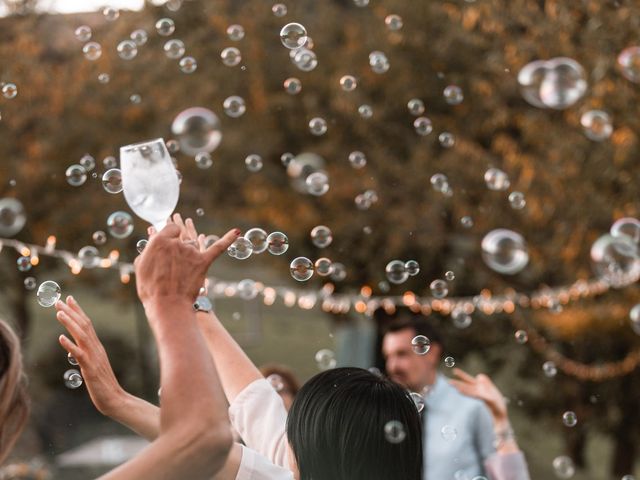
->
xmin=193 ymin=295 xmax=213 ymax=313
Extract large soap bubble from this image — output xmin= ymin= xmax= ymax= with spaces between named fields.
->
xmin=171 ymin=107 xmax=222 ymax=156
xmin=481 ymin=229 xmax=529 ymax=275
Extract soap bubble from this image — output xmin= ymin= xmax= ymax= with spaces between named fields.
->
xmin=309 ymin=117 xmax=328 ymax=136
xmin=552 ymin=456 xmax=575 ymax=479
xmin=98 ymin=73 xmax=110 ymax=84
xmin=82 ymin=42 xmax=102 ymax=61
xmin=405 ymin=260 xmax=420 ymax=276
xmin=237 ymin=279 xmax=258 ymax=300
xmin=439 ymin=132 xmax=455 ymax=148
xmin=280 ymin=23 xmax=308 ymax=49
xmin=515 ymin=330 xmax=528 ymax=344
xmin=102 ymin=169 xmax=122 ymax=194
xmin=223 ymin=96 xmax=246 ymax=117
xmin=16 ymin=256 xmax=31 ymax=272
xmin=66 ymin=165 xmax=87 ymax=187
xmin=590 ymin=234 xmax=640 ymax=286
xmin=444 ymin=356 xmax=456 ymax=368
xmin=315 ymin=257 xmax=333 ymax=276
xmin=630 ymin=304 xmax=640 ymax=335
xmin=430 ymin=279 xmax=448 ymax=298
xmin=358 ymin=104 xmax=373 ymax=119
xmin=92 ymin=231 xmax=107 ymax=245
xmin=79 ymin=154 xmax=95 ymax=171
xmin=414 ymin=117 xmax=433 ymax=136
xmin=407 ymin=98 xmax=425 ymax=116
xmin=37 ymin=281 xmax=61 ymax=307
xmin=617 ymin=46 xmax=640 ymax=83
xmin=520 ymin=57 xmax=587 ymax=110
xmin=24 ymin=277 xmax=37 ymax=290
xmin=310 ymin=225 xmax=332 ymax=248
xmin=244 ymin=228 xmax=269 ymax=253
xmin=518 ymin=60 xmax=548 ymax=108
xmin=281 ymin=152 xmax=294 ymax=167
xmin=509 ymin=191 xmax=526 ymax=209
xmin=156 ymin=18 xmax=175 ymax=36
xmin=443 ymin=85 xmax=464 ymax=105
xmin=179 ymin=56 xmax=197 ymax=73
xmin=284 ymin=77 xmax=302 ymax=95
xmin=348 ymin=151 xmax=367 ymax=169
xmin=136 ymin=239 xmax=148 ymax=253
xmin=484 ymin=168 xmax=510 ymax=191
xmin=441 ymin=425 xmax=458 ymax=441
xmin=130 ymin=29 xmax=148 ymax=46
xmin=306 ymin=172 xmax=330 ymax=196
xmin=0 ymin=198 xmax=26 ymax=237
xmin=107 ymin=211 xmax=134 ymax=239
xmin=68 ymin=352 xmax=79 ymax=366
xmin=482 ymin=229 xmax=529 ymax=275
xmin=562 ymin=411 xmax=577 ymax=427
xmin=227 ymin=24 xmax=245 ymax=41
xmin=410 ymin=392 xmax=425 ymax=413
xmin=445 ymin=271 xmax=455 ymax=281
xmin=461 ymin=216 xmax=474 ymax=228
xmin=103 ymin=156 xmax=117 ymax=169
xmin=64 ymin=369 xmax=83 ymax=389
xmin=292 ymin=48 xmax=318 ymax=72
xmin=245 ymin=154 xmax=263 ymax=172
xmin=430 ymin=173 xmax=450 ymax=194
xmin=267 ymin=232 xmax=289 ymax=255
xmin=384 ymin=420 xmax=406 ymax=444
xmin=74 ymin=25 xmax=92 ymax=42
xmin=164 ymin=39 xmax=185 ymax=59
xmin=78 ymin=246 xmax=100 ymax=268
xmin=171 ymin=107 xmax=222 ymax=155
xmin=227 ymin=237 xmax=253 ymax=260
xmin=267 ymin=373 xmax=284 ymax=391
xmin=330 ymin=262 xmax=347 ymax=281
xmin=195 ymin=152 xmax=213 ymax=169
xmin=339 ymin=75 xmax=357 ymax=91
xmin=386 ymin=260 xmax=408 ymax=284
xmin=610 ymin=217 xmax=640 ymax=245
xmin=581 ymin=110 xmax=612 ymax=141
xmin=221 ymin=47 xmax=242 ymax=66
xmin=543 ymin=361 xmax=558 ymax=377
xmin=272 ymin=3 xmax=287 ymax=17
xmin=195 ymin=208 xmax=204 ymax=217
xmin=384 ymin=14 xmax=403 ymax=31
xmin=369 ymin=51 xmax=390 ymax=74
xmin=117 ymin=40 xmax=138 ymax=60
xmin=102 ymin=6 xmax=119 ymax=21
xmin=411 ymin=335 xmax=430 ymax=355
xmin=315 ymin=349 xmax=336 ymax=370
xmin=452 ymin=309 xmax=472 ymax=329
xmin=290 ymin=257 xmax=314 ymax=281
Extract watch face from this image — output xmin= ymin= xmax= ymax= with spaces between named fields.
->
xmin=194 ymin=296 xmax=212 ymax=312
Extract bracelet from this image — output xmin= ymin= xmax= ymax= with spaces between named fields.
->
xmin=493 ymin=425 xmax=516 ymax=449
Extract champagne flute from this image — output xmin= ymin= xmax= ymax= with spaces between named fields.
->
xmin=120 ymin=138 xmax=180 ymax=232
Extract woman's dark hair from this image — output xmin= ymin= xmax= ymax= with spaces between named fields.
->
xmin=286 ymin=367 xmax=422 ymax=480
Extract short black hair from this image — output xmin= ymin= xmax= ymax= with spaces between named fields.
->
xmin=381 ymin=312 xmax=445 ymax=351
xmin=286 ymin=367 xmax=422 ymax=480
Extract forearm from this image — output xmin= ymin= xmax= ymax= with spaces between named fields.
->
xmin=493 ymin=418 xmax=520 ymax=454
xmin=107 ymin=392 xmax=161 ymax=442
xmin=196 ymin=310 xmax=263 ymax=403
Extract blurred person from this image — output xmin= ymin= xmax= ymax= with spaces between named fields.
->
xmin=259 ymin=364 xmax=300 ymax=411
xmin=381 ymin=312 xmax=529 ymax=480
xmin=1 ymin=221 xmax=240 ymax=479
xmin=57 ymin=214 xmax=529 ymax=480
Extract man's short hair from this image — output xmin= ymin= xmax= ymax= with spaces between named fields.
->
xmin=381 ymin=311 xmax=445 ymax=350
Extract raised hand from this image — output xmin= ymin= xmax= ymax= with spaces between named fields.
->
xmin=55 ymin=296 xmax=126 ymax=416
xmin=449 ymin=368 xmax=508 ymax=424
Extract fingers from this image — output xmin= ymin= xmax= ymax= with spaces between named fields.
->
xmin=451 ymin=368 xmax=476 ymax=384
xmin=147 ymin=226 xmax=157 ymax=239
xmin=157 ymin=223 xmax=181 ymax=239
xmin=185 ymin=218 xmax=199 ymax=240
xmin=204 ymin=228 xmax=241 ymax=264
xmin=59 ymin=334 xmax=84 ymax=362
xmin=56 ymin=309 xmax=89 ymax=347
xmin=197 ymin=234 xmax=206 ymax=253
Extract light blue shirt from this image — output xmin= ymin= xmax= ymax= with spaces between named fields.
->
xmin=422 ymin=374 xmax=496 ymax=480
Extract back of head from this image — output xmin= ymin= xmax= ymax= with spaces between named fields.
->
xmin=0 ymin=320 xmax=30 ymax=464
xmin=286 ymin=367 xmax=422 ymax=480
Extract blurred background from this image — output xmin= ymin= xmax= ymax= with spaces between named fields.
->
xmin=0 ymin=0 xmax=639 ymax=478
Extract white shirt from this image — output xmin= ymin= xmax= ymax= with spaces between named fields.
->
xmin=236 ymin=445 xmax=294 ymax=480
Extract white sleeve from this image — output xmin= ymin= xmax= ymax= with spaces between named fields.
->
xmin=484 ymin=452 xmax=531 ymax=480
xmin=235 ymin=446 xmax=295 ymax=480
xmin=229 ymin=379 xmax=290 ymax=468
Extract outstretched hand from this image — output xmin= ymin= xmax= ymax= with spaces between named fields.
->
xmin=135 ymin=214 xmax=239 ymax=306
xmin=55 ymin=296 xmax=126 ymax=416
xmin=449 ymin=368 xmax=508 ymax=424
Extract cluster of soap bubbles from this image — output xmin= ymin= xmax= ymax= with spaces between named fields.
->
xmin=590 ymin=217 xmax=640 ymax=287
xmin=518 ymin=57 xmax=587 ymax=110
xmin=228 ymin=229 xmax=289 ymax=259
xmin=385 ymin=260 xmax=420 ymax=284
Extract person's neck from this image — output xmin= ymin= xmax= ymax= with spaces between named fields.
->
xmin=420 ymin=370 xmax=438 ymax=391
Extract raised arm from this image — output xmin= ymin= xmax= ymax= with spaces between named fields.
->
xmin=58 ymin=222 xmax=239 ymax=480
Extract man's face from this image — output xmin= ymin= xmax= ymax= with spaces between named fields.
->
xmin=382 ymin=328 xmax=440 ymax=392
